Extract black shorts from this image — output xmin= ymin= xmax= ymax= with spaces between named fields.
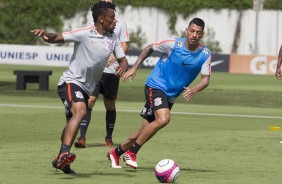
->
xmin=57 ymin=82 xmax=89 ymax=111
xmin=92 ymin=73 xmax=120 ymax=100
xmin=140 ymin=85 xmax=173 ymax=122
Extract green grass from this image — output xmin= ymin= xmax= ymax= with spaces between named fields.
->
xmin=1 ymin=64 xmax=282 ymax=108
xmin=1 ymin=64 xmax=282 ymax=183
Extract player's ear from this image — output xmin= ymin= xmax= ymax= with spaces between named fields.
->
xmin=98 ymin=15 xmax=104 ymax=23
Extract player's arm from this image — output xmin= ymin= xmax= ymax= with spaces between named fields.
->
xmin=275 ymin=45 xmax=282 ymax=80
xmin=30 ymin=29 xmax=64 ymax=43
xmin=108 ymin=41 xmax=129 ymax=66
xmin=183 ymin=53 xmax=211 ymax=101
xmin=123 ymin=44 xmax=154 ymax=82
xmin=116 ymin=57 xmax=128 ymax=77
xmin=183 ymin=74 xmax=210 ymax=101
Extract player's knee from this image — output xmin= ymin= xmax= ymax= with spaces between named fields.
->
xmin=156 ymin=116 xmax=170 ymax=128
xmin=71 ymin=107 xmax=87 ymax=119
xmin=105 ymin=104 xmax=116 ymax=111
xmin=104 ymin=99 xmax=116 ymax=111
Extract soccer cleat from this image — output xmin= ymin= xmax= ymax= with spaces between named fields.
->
xmin=52 ymin=157 xmax=76 ymax=174
xmin=74 ymin=137 xmax=86 ymax=148
xmin=107 ymin=149 xmax=122 ymax=168
xmin=123 ymin=150 xmax=137 ymax=169
xmin=105 ymin=138 xmax=113 ymax=147
xmin=56 ymin=152 xmax=76 ymax=169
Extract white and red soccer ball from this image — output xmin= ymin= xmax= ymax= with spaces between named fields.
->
xmin=155 ymin=159 xmax=180 ymax=183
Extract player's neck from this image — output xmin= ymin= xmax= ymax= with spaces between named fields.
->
xmin=186 ymin=43 xmax=198 ymax=51
xmin=95 ymin=24 xmax=108 ymax=36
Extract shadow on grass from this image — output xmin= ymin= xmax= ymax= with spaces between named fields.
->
xmin=84 ymin=143 xmax=119 ymax=148
xmin=0 ymin=81 xmax=15 ymax=87
xmin=51 ymin=169 xmax=134 ymax=179
xmin=188 ymin=168 xmax=215 ymax=173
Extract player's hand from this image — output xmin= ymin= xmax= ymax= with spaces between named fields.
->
xmin=115 ymin=66 xmax=126 ymax=78
xmin=88 ymin=96 xmax=96 ymax=109
xmin=123 ymin=67 xmax=137 ymax=82
xmin=183 ymin=87 xmax=194 ymax=101
xmin=107 ymin=58 xmax=115 ymax=67
xmin=30 ymin=29 xmax=48 ymax=40
xmin=275 ymin=68 xmax=282 ymax=79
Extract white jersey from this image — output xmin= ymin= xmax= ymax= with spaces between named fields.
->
xmin=59 ymin=26 xmax=125 ymax=96
xmin=87 ymin=11 xmax=129 ymax=74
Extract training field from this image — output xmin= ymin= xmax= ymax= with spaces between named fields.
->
xmin=1 ymin=64 xmax=282 ymax=184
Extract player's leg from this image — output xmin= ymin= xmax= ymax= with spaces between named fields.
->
xmin=103 ymin=97 xmax=116 ymax=147
xmin=74 ymin=83 xmax=99 ymax=148
xmin=124 ymin=86 xmax=173 ymax=169
xmin=74 ymin=106 xmax=93 ymax=148
xmin=107 ymin=118 xmax=149 ymax=168
xmin=53 ymin=83 xmax=88 ymax=172
xmin=102 ymin=73 xmax=119 ymax=147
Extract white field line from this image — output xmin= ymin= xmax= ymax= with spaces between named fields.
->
xmin=0 ymin=103 xmax=282 ymax=119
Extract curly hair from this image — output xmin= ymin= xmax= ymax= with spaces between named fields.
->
xmin=91 ymin=1 xmax=116 ymax=23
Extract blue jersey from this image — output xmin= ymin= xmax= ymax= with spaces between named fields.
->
xmin=145 ymin=38 xmax=211 ymax=101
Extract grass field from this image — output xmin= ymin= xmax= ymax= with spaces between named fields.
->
xmin=1 ymin=64 xmax=282 ymax=184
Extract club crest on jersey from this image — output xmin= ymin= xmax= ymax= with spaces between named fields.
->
xmin=177 ymin=41 xmax=183 ymax=47
xmin=107 ymin=40 xmax=114 ymax=51
xmin=75 ymin=91 xmax=84 ymax=99
xmin=203 ymin=47 xmax=210 ymax=54
xmin=154 ymin=97 xmax=162 ymax=106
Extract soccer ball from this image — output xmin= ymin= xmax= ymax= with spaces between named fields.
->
xmin=154 ymin=159 xmax=180 ymax=183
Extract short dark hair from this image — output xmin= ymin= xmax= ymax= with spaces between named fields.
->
xmin=189 ymin=18 xmax=205 ymax=29
xmin=91 ymin=1 xmax=116 ymax=23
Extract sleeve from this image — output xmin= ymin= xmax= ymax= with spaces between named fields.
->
xmin=201 ymin=54 xmax=211 ymax=75
xmin=113 ymin=36 xmax=125 ymax=59
xmin=152 ymin=38 xmax=175 ymax=54
xmin=62 ymin=27 xmax=89 ymax=43
xmin=118 ymin=18 xmax=130 ymax=43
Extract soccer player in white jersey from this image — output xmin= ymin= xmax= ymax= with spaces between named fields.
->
xmin=30 ymin=1 xmax=128 ymax=174
xmin=74 ymin=0 xmax=130 ymax=148
xmin=107 ymin=18 xmax=211 ymax=169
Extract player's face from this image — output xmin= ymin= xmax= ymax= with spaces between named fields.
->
xmin=186 ymin=23 xmax=204 ymax=45
xmin=103 ymin=8 xmax=117 ymax=33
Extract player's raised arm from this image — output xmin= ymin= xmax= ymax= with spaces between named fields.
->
xmin=30 ymin=29 xmax=64 ymax=44
xmin=123 ymin=44 xmax=154 ymax=82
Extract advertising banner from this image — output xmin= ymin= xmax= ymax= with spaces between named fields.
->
xmin=229 ymin=54 xmax=277 ymax=75
xmin=0 ymin=44 xmax=230 ymax=72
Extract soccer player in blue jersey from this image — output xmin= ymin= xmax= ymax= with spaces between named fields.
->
xmin=275 ymin=45 xmax=282 ymax=79
xmin=107 ymin=18 xmax=211 ymax=169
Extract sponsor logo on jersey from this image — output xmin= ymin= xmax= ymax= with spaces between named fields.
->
xmin=75 ymin=91 xmax=84 ymax=99
xmin=154 ymin=97 xmax=162 ymax=106
xmin=182 ymin=61 xmax=193 ymax=66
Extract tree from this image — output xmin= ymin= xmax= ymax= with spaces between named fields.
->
xmin=0 ymin=0 xmax=91 ymax=45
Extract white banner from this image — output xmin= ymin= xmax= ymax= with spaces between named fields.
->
xmin=0 ymin=44 xmax=161 ymax=67
xmin=0 ymin=44 xmax=73 ymax=66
